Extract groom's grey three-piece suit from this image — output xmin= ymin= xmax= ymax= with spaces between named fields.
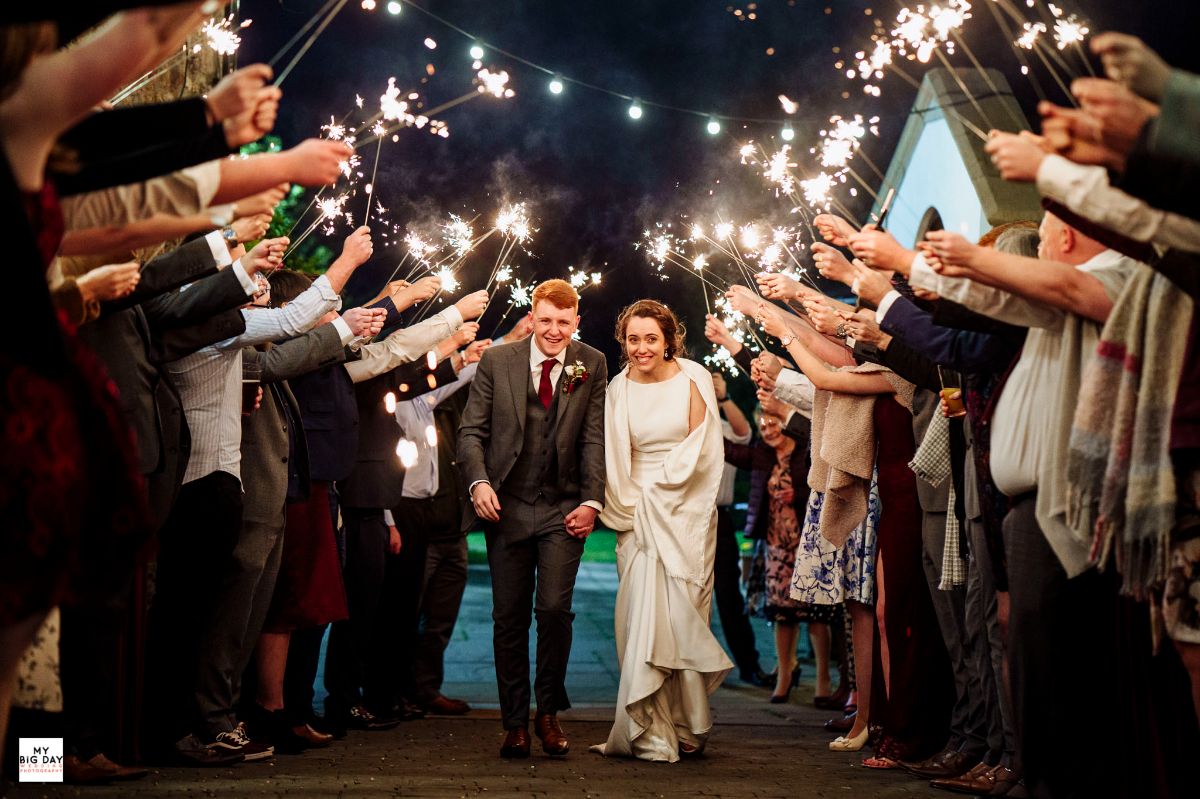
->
xmin=457 ymin=336 xmax=607 ymax=730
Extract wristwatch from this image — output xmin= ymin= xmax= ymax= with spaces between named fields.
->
xmin=835 ymin=323 xmax=847 ymax=338
xmin=221 ymin=226 xmax=239 ymax=249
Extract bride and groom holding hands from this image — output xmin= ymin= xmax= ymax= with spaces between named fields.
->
xmin=457 ymin=279 xmax=734 ymax=764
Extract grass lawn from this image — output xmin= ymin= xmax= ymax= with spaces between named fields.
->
xmin=466 ymin=528 xmax=618 ymax=565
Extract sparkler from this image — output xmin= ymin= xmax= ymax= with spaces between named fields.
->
xmin=109 ymin=15 xmax=252 ymax=104
xmin=272 ymin=0 xmax=351 ymax=87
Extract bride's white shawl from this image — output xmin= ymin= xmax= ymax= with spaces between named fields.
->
xmin=600 ymin=357 xmax=725 ymax=586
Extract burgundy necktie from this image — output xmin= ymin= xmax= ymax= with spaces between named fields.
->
xmin=538 ymin=359 xmax=555 ymax=410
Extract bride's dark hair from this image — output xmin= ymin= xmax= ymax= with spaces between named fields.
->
xmin=614 ymin=300 xmax=687 ymax=365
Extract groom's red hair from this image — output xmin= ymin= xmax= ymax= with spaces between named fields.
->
xmin=531 ymin=278 xmax=579 ymax=311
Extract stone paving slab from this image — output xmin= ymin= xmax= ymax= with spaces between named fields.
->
xmin=10 ymin=563 xmax=942 ymax=797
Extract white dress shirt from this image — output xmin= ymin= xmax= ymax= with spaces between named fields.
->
xmin=717 ymin=419 xmax=752 ymax=508
xmin=392 ymin=362 xmax=478 ymax=500
xmin=908 ymin=252 xmax=1064 ymax=329
xmin=168 ymin=274 xmax=341 ymax=486
xmin=530 ymin=337 xmax=566 ymax=390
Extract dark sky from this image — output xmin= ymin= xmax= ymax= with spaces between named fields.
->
xmin=241 ymin=0 xmax=1200 ymax=362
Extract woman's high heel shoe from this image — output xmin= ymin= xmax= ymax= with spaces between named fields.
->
xmin=768 ymin=685 xmax=792 ymax=704
xmin=828 ymin=727 xmax=869 ymax=752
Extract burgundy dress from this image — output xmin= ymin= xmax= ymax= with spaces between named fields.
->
xmin=0 ymin=180 xmax=148 ymax=626
xmin=264 ymin=480 xmax=349 ymax=632
xmin=868 ymin=396 xmax=954 ymax=762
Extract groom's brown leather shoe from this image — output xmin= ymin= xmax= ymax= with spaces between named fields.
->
xmin=534 ymin=713 xmax=570 ymax=757
xmin=499 ymin=727 xmax=530 ymax=759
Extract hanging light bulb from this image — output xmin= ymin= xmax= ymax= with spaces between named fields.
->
xmin=781 ymin=124 xmax=795 ymax=141
xmin=469 ymin=43 xmax=485 ymax=60
xmin=628 ymin=100 xmax=643 ymax=120
xmin=706 ymin=116 xmax=721 ymax=136
xmin=548 ymin=76 xmax=564 ymax=95
xmin=386 ymin=1 xmax=402 ymax=14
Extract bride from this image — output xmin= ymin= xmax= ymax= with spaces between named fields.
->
xmin=591 ymin=300 xmax=733 ymax=762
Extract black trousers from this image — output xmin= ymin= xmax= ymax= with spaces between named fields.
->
xmin=485 ymin=492 xmax=584 ymax=730
xmin=1004 ymin=494 xmax=1120 ymax=799
xmin=712 ymin=507 xmax=760 ymax=675
xmin=144 ymin=471 xmax=243 ymax=744
xmin=412 ymin=536 xmax=469 ymax=705
xmin=323 ymin=507 xmax=388 ymax=718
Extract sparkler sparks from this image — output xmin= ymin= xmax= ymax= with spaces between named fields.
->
xmin=1052 ymin=15 xmax=1089 ymax=50
xmin=380 ymin=77 xmax=409 ymax=121
xmin=443 ymin=214 xmax=474 ymax=258
xmin=476 ymin=68 xmax=515 ymax=98
xmin=496 ymin=203 xmax=532 ymax=242
xmin=196 ymin=15 xmax=250 ymax=56
xmin=1016 ymin=21 xmax=1046 ymax=49
xmin=434 ymin=267 xmax=459 ymax=293
xmin=321 ymin=116 xmax=347 ymax=141
xmin=800 ymin=173 xmax=836 ymax=209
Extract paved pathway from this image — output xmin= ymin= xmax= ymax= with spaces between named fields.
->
xmin=15 ymin=561 xmax=942 ymax=798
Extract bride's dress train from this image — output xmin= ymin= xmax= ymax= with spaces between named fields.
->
xmin=592 ymin=359 xmax=733 ymax=762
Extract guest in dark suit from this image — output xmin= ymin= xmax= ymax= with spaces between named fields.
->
xmin=457 ymin=279 xmax=607 ymax=759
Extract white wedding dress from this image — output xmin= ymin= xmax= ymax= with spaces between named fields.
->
xmin=592 ymin=358 xmax=733 ymax=762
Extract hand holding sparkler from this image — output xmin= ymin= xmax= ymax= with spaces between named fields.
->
xmin=286 ymin=139 xmax=355 ymax=186
xmin=230 ymin=213 xmax=273 ymax=244
xmin=1066 ymin=78 xmax=1159 ymax=156
xmin=848 ymin=260 xmax=894 ymax=306
xmin=77 ymin=261 xmax=141 ymax=303
xmin=923 ymin=230 xmax=980 ymax=277
xmin=505 ymin=313 xmax=534 ymax=342
xmin=235 ymin=184 xmax=290 ymax=219
xmin=451 ymin=322 xmax=481 ymax=349
xmin=704 ymin=313 xmax=741 ymax=354
xmin=754 ymin=352 xmax=784 ymax=382
xmin=242 ymin=236 xmax=289 ymax=276
xmin=847 ymin=225 xmax=915 ymax=274
xmin=844 ymin=308 xmax=886 ymax=347
xmin=339 ymin=225 xmax=375 ymax=267
xmin=985 ymin=131 xmax=1050 ymax=183
xmin=394 ymin=276 xmax=441 ymax=311
xmin=725 ymin=285 xmax=761 ymax=318
xmin=755 ymin=271 xmax=803 ymax=302
xmin=811 ymin=242 xmax=857 ymax=285
xmin=1038 ymin=107 xmax=1128 ymax=173
xmin=756 ymin=389 xmax=794 ymax=422
xmin=800 ymin=298 xmax=841 ymax=337
xmin=206 ymin=65 xmax=283 ymax=147
xmin=464 ymin=338 xmax=492 ymax=364
xmin=454 ymin=290 xmax=489 ymax=321
xmin=341 ymin=306 xmax=388 ymax=338
xmin=1091 ymin=32 xmax=1172 ymax=102
xmin=814 ymin=213 xmax=857 ymax=247
xmin=753 ymin=303 xmax=789 ymax=340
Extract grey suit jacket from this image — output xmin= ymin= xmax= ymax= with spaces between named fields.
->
xmin=457 ymin=336 xmax=607 ymax=508
xmin=241 ymin=323 xmax=347 ymax=525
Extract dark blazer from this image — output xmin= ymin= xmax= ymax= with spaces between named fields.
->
xmin=457 ymin=337 xmax=608 ymax=507
xmin=882 ymin=294 xmax=1025 ymax=374
xmin=240 ymin=324 xmax=348 ymax=524
xmin=724 ymin=435 xmax=810 ymax=540
xmin=290 ymin=360 xmax=360 ymax=484
xmin=56 ymin=98 xmax=233 ymax=196
xmin=101 ymin=237 xmax=223 ymax=316
xmin=336 ymin=354 xmax=452 ymax=510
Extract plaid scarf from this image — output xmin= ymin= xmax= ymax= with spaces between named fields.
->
xmin=1067 ymin=263 xmax=1193 ymax=596
xmin=910 ymin=410 xmax=967 ymax=588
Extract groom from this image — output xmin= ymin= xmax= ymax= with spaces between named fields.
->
xmin=457 ymin=278 xmax=607 ymax=758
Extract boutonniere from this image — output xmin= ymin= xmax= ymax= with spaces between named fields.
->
xmin=562 ymin=360 xmax=589 ymax=395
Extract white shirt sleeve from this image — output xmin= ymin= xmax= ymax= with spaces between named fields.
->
xmin=204 ymin=230 xmax=233 ymax=269
xmin=344 ymin=306 xmax=464 ymax=384
xmin=383 ymin=509 xmax=395 ymax=527
xmin=908 ymin=252 xmax=1064 ymax=329
xmin=229 ymin=259 xmax=258 ymax=295
xmin=1036 ymin=154 xmax=1200 ymax=254
xmin=217 ymin=274 xmax=341 ymax=350
xmin=331 ymin=315 xmax=355 ymax=345
xmin=875 ymin=289 xmax=902 ymax=323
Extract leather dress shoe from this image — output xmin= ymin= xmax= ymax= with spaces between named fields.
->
xmin=291 ymin=723 xmax=334 ymax=748
xmin=425 ymin=694 xmax=471 ymax=715
xmin=64 ymin=755 xmax=115 ymax=785
xmin=534 ymin=713 xmax=570 ymax=757
xmin=929 ymin=760 xmax=993 ymax=794
xmin=500 ymin=726 xmax=531 ymax=759
xmin=85 ymin=753 xmax=149 ymax=781
xmin=739 ymin=668 xmax=774 ymax=688
xmin=900 ymin=747 xmax=979 ymax=779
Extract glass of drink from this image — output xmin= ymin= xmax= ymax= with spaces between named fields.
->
xmin=938 ymin=366 xmax=966 ymax=418
xmin=242 ymin=360 xmax=262 ymax=415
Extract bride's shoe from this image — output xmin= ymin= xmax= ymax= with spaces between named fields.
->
xmin=828 ymin=727 xmax=869 ymax=752
xmin=679 ymin=741 xmax=705 ymax=759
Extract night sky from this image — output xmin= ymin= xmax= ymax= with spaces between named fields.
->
xmin=241 ymin=0 xmax=1200 ymax=364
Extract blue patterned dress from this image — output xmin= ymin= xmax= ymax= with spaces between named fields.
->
xmin=789 ymin=473 xmax=880 ymax=607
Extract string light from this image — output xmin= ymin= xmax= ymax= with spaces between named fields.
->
xmin=628 ymin=100 xmax=643 ymax=120
xmin=781 ymin=124 xmax=795 ymax=141
xmin=548 ymin=75 xmax=564 ymax=95
xmin=706 ymin=116 xmax=722 ymax=135
xmin=469 ymin=42 xmax=485 ymax=59
xmin=386 ymin=1 xmax=401 ymax=15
